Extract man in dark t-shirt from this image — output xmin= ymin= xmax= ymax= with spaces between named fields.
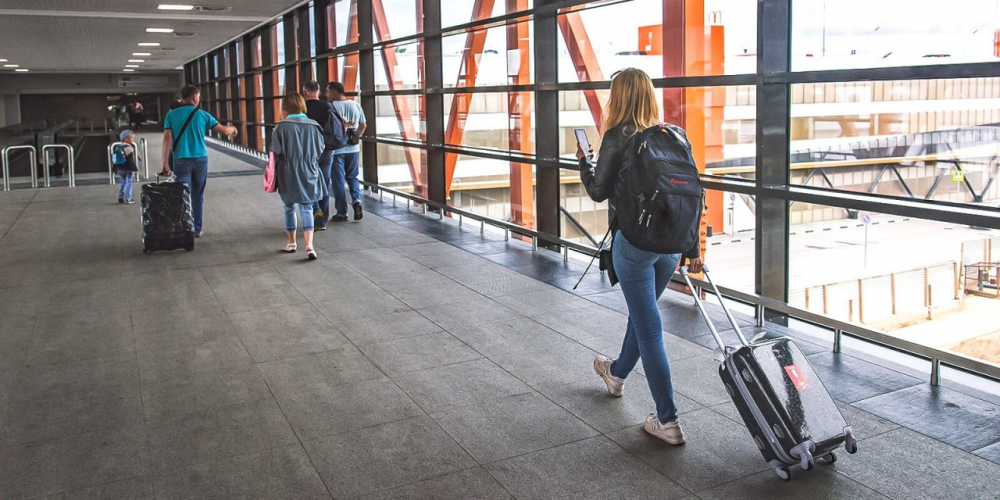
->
xmin=303 ymin=80 xmax=339 ymax=229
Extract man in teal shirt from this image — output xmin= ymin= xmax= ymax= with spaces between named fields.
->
xmin=161 ymin=84 xmax=237 ymax=237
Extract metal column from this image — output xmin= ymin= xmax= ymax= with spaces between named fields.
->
xmin=755 ymin=0 xmax=792 ymax=323
xmin=358 ymin=0 xmax=378 ymax=187
xmin=424 ymin=0 xmax=447 ymax=206
xmin=533 ymin=1 xmax=561 ymax=250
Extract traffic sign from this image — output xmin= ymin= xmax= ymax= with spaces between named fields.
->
xmin=861 ymin=213 xmax=871 ymax=225
xmin=952 ymin=170 xmax=965 ymax=182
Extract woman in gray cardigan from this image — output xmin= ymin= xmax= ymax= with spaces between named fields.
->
xmin=271 ymin=92 xmax=329 ymax=260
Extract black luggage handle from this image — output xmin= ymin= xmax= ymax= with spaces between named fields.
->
xmin=680 ymin=265 xmax=750 ymax=349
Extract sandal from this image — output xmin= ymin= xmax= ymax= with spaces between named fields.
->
xmin=306 ymin=247 xmax=318 ymax=260
xmin=281 ymin=243 xmax=297 ymax=253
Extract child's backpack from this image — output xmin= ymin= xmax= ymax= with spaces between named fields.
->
xmin=111 ymin=144 xmax=128 ymax=168
xmin=613 ymin=123 xmax=705 ymax=255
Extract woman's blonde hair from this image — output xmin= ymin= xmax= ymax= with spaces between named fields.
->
xmin=603 ymin=68 xmax=660 ymax=133
xmin=282 ymin=92 xmax=307 ymax=117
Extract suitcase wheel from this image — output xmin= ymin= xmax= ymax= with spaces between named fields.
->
xmin=844 ymin=428 xmax=859 ymax=454
xmin=800 ymin=449 xmax=814 ymax=471
xmin=822 ymin=452 xmax=837 ymax=465
xmin=143 ymin=247 xmax=152 ymax=255
xmin=774 ymin=466 xmax=791 ymax=481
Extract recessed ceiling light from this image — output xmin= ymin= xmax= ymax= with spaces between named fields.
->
xmin=128 ymin=59 xmax=145 ymax=63
xmin=3 ymin=64 xmax=19 ymax=68
xmin=158 ymin=4 xmax=194 ymax=10
xmin=138 ymin=42 xmax=161 ymax=47
xmin=123 ymin=69 xmax=135 ymax=72
xmin=125 ymin=64 xmax=140 ymax=68
xmin=15 ymin=69 xmax=28 ymax=72
xmin=0 ymin=59 xmax=7 ymax=62
xmin=132 ymin=52 xmax=152 ymax=56
xmin=146 ymin=28 xmax=175 ymax=33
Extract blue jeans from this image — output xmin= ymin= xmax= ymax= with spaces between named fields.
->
xmin=171 ymin=157 xmax=209 ymax=234
xmin=313 ymin=151 xmax=335 ymax=226
xmin=118 ymin=172 xmax=134 ymax=201
xmin=283 ymin=203 xmax=315 ymax=233
xmin=332 ymin=152 xmax=361 ymax=217
xmin=610 ymin=230 xmax=682 ymax=424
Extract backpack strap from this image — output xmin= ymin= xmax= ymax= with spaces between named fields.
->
xmin=171 ymin=107 xmax=199 ymax=154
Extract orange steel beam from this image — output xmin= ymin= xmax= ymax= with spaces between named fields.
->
xmin=507 ymin=0 xmax=535 ymax=229
xmin=444 ymin=0 xmax=496 ymax=196
xmin=557 ymin=8 xmax=607 ymax=133
xmin=372 ymin=0 xmax=426 ymax=196
xmin=342 ymin=0 xmax=359 ymax=91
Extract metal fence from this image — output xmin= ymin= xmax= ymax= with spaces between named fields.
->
xmin=788 ymin=262 xmax=961 ymax=325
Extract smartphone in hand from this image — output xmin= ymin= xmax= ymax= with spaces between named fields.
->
xmin=574 ymin=128 xmax=590 ymax=153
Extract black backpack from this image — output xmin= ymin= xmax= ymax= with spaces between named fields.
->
xmin=613 ymin=123 xmax=704 ymax=255
xmin=322 ymin=103 xmax=350 ymax=151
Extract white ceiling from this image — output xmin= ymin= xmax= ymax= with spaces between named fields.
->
xmin=0 ymin=0 xmax=307 ymax=73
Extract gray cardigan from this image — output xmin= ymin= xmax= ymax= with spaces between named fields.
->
xmin=270 ymin=116 xmax=329 ymax=205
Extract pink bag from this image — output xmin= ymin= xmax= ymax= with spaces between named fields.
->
xmin=263 ymin=152 xmax=278 ymax=193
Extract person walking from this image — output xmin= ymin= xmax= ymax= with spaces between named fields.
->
xmin=577 ymin=68 xmax=703 ymax=446
xmin=113 ymin=129 xmax=139 ymax=204
xmin=160 ymin=84 xmax=237 ymax=238
xmin=303 ymin=80 xmax=339 ymax=230
xmin=271 ymin=92 xmax=327 ymax=260
xmin=326 ymin=81 xmax=367 ymax=221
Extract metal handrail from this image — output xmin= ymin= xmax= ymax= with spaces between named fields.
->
xmin=2 ymin=145 xmax=38 ymax=191
xmin=363 ymin=180 xmax=1000 ymax=386
xmin=107 ymin=142 xmax=125 ymax=185
xmin=559 ymin=205 xmax=600 ymax=247
xmin=40 ymin=145 xmax=76 ymax=188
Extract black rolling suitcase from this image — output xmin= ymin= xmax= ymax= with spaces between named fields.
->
xmin=141 ymin=179 xmax=195 ymax=254
xmin=680 ymin=266 xmax=858 ymax=481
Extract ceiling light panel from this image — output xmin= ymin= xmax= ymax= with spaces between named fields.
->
xmin=128 ymin=59 xmax=145 ymax=63
xmin=3 ymin=64 xmax=19 ymax=68
xmin=138 ymin=42 xmax=161 ymax=47
xmin=132 ymin=53 xmax=152 ymax=56
xmin=125 ymin=64 xmax=140 ymax=68
xmin=158 ymin=4 xmax=195 ymax=10
xmin=146 ymin=28 xmax=175 ymax=33
xmin=15 ymin=69 xmax=29 ymax=72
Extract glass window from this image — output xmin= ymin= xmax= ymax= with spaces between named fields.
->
xmin=375 ymin=143 xmax=430 ymax=198
xmin=787 ymin=78 xmax=1000 ymax=208
xmin=374 ymin=41 xmax=423 ymax=91
xmin=334 ymin=0 xmax=358 ymax=47
xmin=792 ymin=0 xmax=1000 ymax=71
xmin=441 ymin=22 xmax=534 ymax=88
xmin=442 ymin=0 xmax=532 ymax=29
xmin=275 ymin=20 xmax=286 ymax=65
xmin=557 ymin=0 xmax=756 ymax=82
xmin=309 ymin=3 xmax=317 ymax=57
xmin=372 ymin=0 xmax=418 ymax=42
xmin=375 ymin=94 xmax=424 ymax=141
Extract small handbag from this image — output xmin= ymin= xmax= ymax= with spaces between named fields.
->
xmin=263 ymin=152 xmax=278 ymax=193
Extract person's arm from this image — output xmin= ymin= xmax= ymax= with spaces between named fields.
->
xmin=161 ymin=129 xmax=173 ymax=175
xmin=577 ymin=127 xmax=624 ymax=203
xmin=356 ymin=122 xmax=367 ymax=137
xmin=356 ymin=102 xmax=367 ymax=137
xmin=212 ymin=123 xmax=238 ymax=137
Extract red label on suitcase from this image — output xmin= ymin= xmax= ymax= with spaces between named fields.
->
xmin=784 ymin=364 xmax=811 ymax=391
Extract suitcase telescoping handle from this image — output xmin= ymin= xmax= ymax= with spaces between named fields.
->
xmin=679 ymin=265 xmax=750 ymax=350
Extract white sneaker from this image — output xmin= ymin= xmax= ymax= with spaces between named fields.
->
xmin=643 ymin=414 xmax=686 ymax=445
xmin=593 ymin=355 xmax=625 ymax=397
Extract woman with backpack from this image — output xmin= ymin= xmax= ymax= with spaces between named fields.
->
xmin=270 ymin=92 xmax=328 ymax=260
xmin=576 ymin=68 xmax=704 ymax=446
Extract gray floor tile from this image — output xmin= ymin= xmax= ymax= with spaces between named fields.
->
xmin=129 ymin=295 xmax=228 ymax=334
xmin=0 ymin=425 xmax=150 ymax=499
xmin=461 ymin=273 xmax=552 ymax=298
xmin=230 ymin=303 xmax=350 ymax=363
xmin=540 ymin=377 xmax=704 ymax=434
xmin=290 ymin=273 xmax=383 ymax=302
xmin=28 ymin=313 xmax=135 ymax=364
xmin=577 ymin=330 xmax=711 ymax=364
xmin=267 ymin=374 xmax=422 ymax=441
xmin=213 ymin=282 xmax=309 ymax=314
xmin=974 ymin=441 xmax=1000 ymax=464
xmin=334 ymin=248 xmax=426 ymax=276
xmin=433 ymin=261 xmax=517 ymax=282
xmin=357 ymin=467 xmax=513 ymax=500
xmin=315 ymin=287 xmax=412 ymax=320
xmin=835 ymin=428 xmax=1000 ymax=500
xmin=2 ymin=355 xmax=140 ymax=406
xmin=38 ymin=476 xmax=157 ymax=500
xmin=838 ymin=401 xmax=901 ymax=441
xmin=431 ymin=392 xmax=599 ymax=464
xmin=853 ymin=384 xmax=1000 ymax=452
xmin=668 ymin=355 xmax=733 ymax=407
xmin=806 ymin=352 xmax=925 ymax=404
xmin=374 ymin=270 xmax=485 ymax=309
xmin=336 ymin=310 xmax=444 ymax=345
xmin=394 ymin=358 xmax=533 ymax=413
xmin=137 ymin=337 xmax=271 ymax=422
xmin=485 ymin=436 xmax=690 ymax=500
xmin=358 ymin=332 xmax=482 ymax=377
xmin=304 ymin=415 xmax=476 ymax=498
xmin=406 ymin=248 xmax=493 ymax=269
xmin=488 ymin=337 xmax=600 ymax=392
xmin=491 ymin=288 xmax=595 ymax=318
xmin=448 ymin=318 xmax=569 ymax=358
xmin=696 ymin=468 xmax=888 ymax=499
xmin=152 ymin=444 xmax=331 ymax=500
xmin=607 ymin=408 xmax=769 ymax=492
xmin=133 ymin=314 xmax=238 ymax=354
xmin=533 ymin=306 xmax=628 ymax=341
xmin=147 ymin=397 xmax=298 ymax=473
xmin=417 ymin=295 xmax=523 ymax=332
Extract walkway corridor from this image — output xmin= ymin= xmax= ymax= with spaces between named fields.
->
xmin=1 ymin=140 xmax=998 ymax=499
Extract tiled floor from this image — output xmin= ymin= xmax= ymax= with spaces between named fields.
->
xmin=1 ymin=137 xmax=999 ymax=499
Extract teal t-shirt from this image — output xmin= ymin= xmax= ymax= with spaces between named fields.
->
xmin=164 ymin=105 xmax=219 ymax=159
